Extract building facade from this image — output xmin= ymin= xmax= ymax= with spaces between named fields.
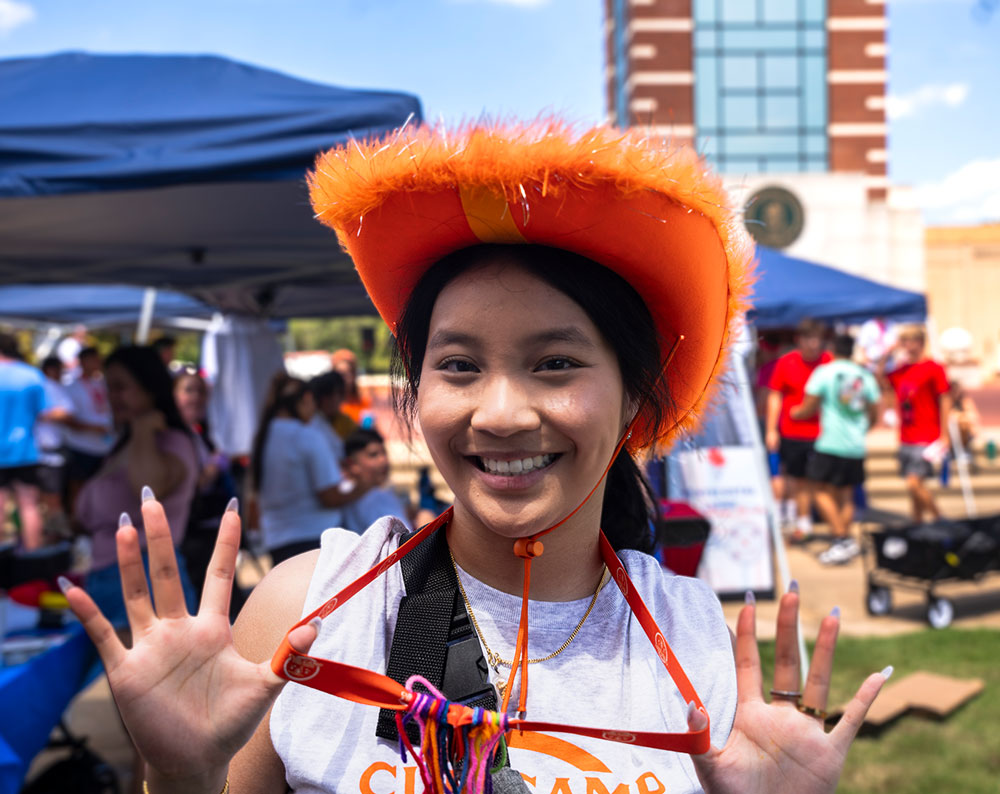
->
xmin=605 ymin=0 xmax=887 ymax=196
xmin=604 ymin=0 xmax=921 ymax=292
xmin=925 ymin=224 xmax=1000 ymax=383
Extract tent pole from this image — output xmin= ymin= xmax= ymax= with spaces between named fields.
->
xmin=735 ymin=323 xmax=809 ymax=685
xmin=136 ymin=288 xmax=157 ymax=343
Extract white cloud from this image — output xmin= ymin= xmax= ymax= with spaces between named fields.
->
xmin=886 ymin=82 xmax=970 ymax=121
xmin=914 ymin=158 xmax=1000 ymax=225
xmin=0 ymin=0 xmax=34 ymax=35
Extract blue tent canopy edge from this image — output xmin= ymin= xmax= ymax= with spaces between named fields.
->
xmin=748 ymin=246 xmax=927 ymax=329
xmin=0 ymin=51 xmax=422 ymax=198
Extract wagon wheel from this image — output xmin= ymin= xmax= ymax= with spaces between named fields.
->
xmin=926 ymin=595 xmax=955 ymax=629
xmin=865 ymin=584 xmax=892 ymax=616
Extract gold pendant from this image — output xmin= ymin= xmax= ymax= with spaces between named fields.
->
xmin=496 ymin=680 xmax=506 ymax=698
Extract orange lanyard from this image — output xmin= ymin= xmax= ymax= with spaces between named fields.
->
xmin=270 ymin=506 xmax=710 ymax=755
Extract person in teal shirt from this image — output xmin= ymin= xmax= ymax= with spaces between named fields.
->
xmin=792 ymin=334 xmax=880 ymax=564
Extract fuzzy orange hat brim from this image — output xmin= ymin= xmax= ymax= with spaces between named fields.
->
xmin=308 ymin=120 xmax=755 ymax=449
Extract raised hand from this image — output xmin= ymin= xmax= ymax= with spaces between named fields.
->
xmin=688 ymin=589 xmax=890 ymax=794
xmin=62 ymin=493 xmax=317 ymax=793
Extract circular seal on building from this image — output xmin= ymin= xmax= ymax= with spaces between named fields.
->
xmin=744 ymin=186 xmax=805 ymax=249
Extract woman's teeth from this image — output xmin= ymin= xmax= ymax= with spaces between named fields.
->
xmin=479 ymin=454 xmax=555 ymax=475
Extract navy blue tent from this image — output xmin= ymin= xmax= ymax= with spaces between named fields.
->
xmin=0 ymin=52 xmax=422 ymax=316
xmin=0 ymin=284 xmax=213 ymax=326
xmin=749 ymin=247 xmax=927 ymax=329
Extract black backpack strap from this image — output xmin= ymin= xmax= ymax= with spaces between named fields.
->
xmin=375 ymin=526 xmax=498 ymax=742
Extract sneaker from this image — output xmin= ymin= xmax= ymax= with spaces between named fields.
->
xmin=818 ymin=538 xmax=861 ymax=565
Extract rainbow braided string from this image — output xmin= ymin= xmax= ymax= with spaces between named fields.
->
xmin=395 ymin=676 xmax=510 ymax=794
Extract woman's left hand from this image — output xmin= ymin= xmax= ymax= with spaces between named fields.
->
xmin=689 ymin=589 xmax=889 ymax=794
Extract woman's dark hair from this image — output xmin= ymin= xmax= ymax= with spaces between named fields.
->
xmin=250 ymin=372 xmax=310 ymax=491
xmin=391 ymin=244 xmax=674 ymax=553
xmin=832 ymin=333 xmax=855 ymax=359
xmin=344 ymin=427 xmax=386 ymax=459
xmin=105 ymin=346 xmax=191 ymax=455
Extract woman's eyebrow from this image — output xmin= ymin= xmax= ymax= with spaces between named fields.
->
xmin=527 ymin=327 xmax=596 ymax=347
xmin=427 ymin=329 xmax=479 ymax=349
xmin=426 ymin=326 xmax=595 ymax=350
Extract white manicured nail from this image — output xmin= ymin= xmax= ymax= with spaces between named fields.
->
xmin=141 ymin=485 xmax=155 ymax=503
xmin=745 ymin=590 xmax=756 ymax=605
xmin=309 ymin=617 xmax=322 ymax=631
xmin=686 ymin=700 xmax=697 ymax=720
xmin=831 ymin=606 xmax=841 ymax=619
xmin=789 ymin=579 xmax=799 ymax=594
xmin=119 ymin=512 xmax=131 ymax=528
xmin=225 ymin=496 xmax=239 ymax=513
xmin=57 ymin=576 xmax=74 ymax=594
xmin=880 ymin=665 xmax=894 ymax=680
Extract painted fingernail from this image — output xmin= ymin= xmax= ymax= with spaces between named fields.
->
xmin=745 ymin=590 xmax=756 ymax=605
xmin=789 ymin=579 xmax=799 ymax=594
xmin=57 ymin=575 xmax=74 ymax=594
xmin=225 ymin=496 xmax=239 ymax=513
xmin=119 ymin=512 xmax=132 ymax=528
xmin=831 ymin=606 xmax=841 ymax=619
xmin=309 ymin=617 xmax=322 ymax=631
xmin=686 ymin=700 xmax=697 ymax=720
xmin=880 ymin=665 xmax=894 ymax=680
xmin=141 ymin=485 xmax=155 ymax=503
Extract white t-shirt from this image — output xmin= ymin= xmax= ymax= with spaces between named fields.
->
xmin=310 ymin=414 xmax=345 ymax=462
xmin=271 ymin=519 xmax=737 ymax=794
xmin=63 ymin=376 xmax=114 ymax=456
xmin=258 ymin=418 xmax=343 ymax=550
xmin=35 ymin=378 xmax=74 ymax=466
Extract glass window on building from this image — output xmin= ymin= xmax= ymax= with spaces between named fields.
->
xmin=693 ymin=0 xmax=829 ymax=174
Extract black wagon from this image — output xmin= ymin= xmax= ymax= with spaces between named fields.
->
xmin=863 ymin=515 xmax=1000 ymax=628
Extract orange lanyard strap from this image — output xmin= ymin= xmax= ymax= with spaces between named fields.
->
xmin=270 ymin=515 xmax=710 ymax=755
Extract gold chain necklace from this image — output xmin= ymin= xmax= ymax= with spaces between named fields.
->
xmin=448 ymin=546 xmax=607 ymax=688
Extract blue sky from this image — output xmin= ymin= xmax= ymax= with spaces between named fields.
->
xmin=1 ymin=0 xmax=996 ymax=225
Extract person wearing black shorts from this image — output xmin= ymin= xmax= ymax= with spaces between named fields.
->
xmin=793 ymin=334 xmax=880 ymax=564
xmin=766 ymin=319 xmax=831 ymax=538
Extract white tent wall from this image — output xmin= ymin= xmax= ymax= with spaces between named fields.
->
xmin=201 ymin=314 xmax=285 ymax=459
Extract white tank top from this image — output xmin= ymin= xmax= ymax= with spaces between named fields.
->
xmin=271 ymin=519 xmax=737 ymax=794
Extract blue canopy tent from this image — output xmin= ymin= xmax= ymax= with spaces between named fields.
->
xmin=749 ymin=246 xmax=927 ymax=329
xmin=0 ymin=51 xmax=422 ymax=316
xmin=0 ymin=284 xmax=213 ymax=327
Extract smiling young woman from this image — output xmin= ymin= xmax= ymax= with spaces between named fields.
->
xmin=61 ymin=121 xmax=891 ymax=794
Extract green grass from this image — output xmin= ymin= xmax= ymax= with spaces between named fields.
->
xmin=757 ymin=629 xmax=1000 ymax=794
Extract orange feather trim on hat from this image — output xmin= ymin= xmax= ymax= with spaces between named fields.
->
xmin=308 ymin=119 xmax=755 ymax=450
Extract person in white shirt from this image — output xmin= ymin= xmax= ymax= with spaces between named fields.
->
xmin=306 ymin=370 xmax=348 ymax=462
xmin=250 ymin=373 xmax=380 ymax=565
xmin=35 ymin=356 xmax=76 ymax=530
xmin=64 ymin=347 xmax=115 ymax=501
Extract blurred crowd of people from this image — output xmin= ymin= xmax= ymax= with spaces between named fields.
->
xmin=756 ymin=318 xmax=980 ymax=565
xmin=0 ymin=330 xmax=435 ymax=617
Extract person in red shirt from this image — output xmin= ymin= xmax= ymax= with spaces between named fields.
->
xmin=766 ymin=319 xmax=832 ymax=538
xmin=885 ymin=325 xmax=952 ymax=522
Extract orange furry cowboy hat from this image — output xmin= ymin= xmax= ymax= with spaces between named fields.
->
xmin=308 ymin=119 xmax=754 ymax=449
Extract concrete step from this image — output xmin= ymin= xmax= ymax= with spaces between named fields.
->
xmin=866 ymin=492 xmax=1000 ymax=518
xmin=866 ymin=471 xmax=1000 ymax=497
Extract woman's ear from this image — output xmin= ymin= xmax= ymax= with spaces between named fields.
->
xmin=623 ymin=397 xmax=640 ymax=434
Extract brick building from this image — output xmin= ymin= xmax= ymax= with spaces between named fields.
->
xmin=604 ymin=0 xmax=922 ymax=292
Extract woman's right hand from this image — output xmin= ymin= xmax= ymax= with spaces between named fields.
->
xmin=63 ymin=494 xmax=318 ymax=793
